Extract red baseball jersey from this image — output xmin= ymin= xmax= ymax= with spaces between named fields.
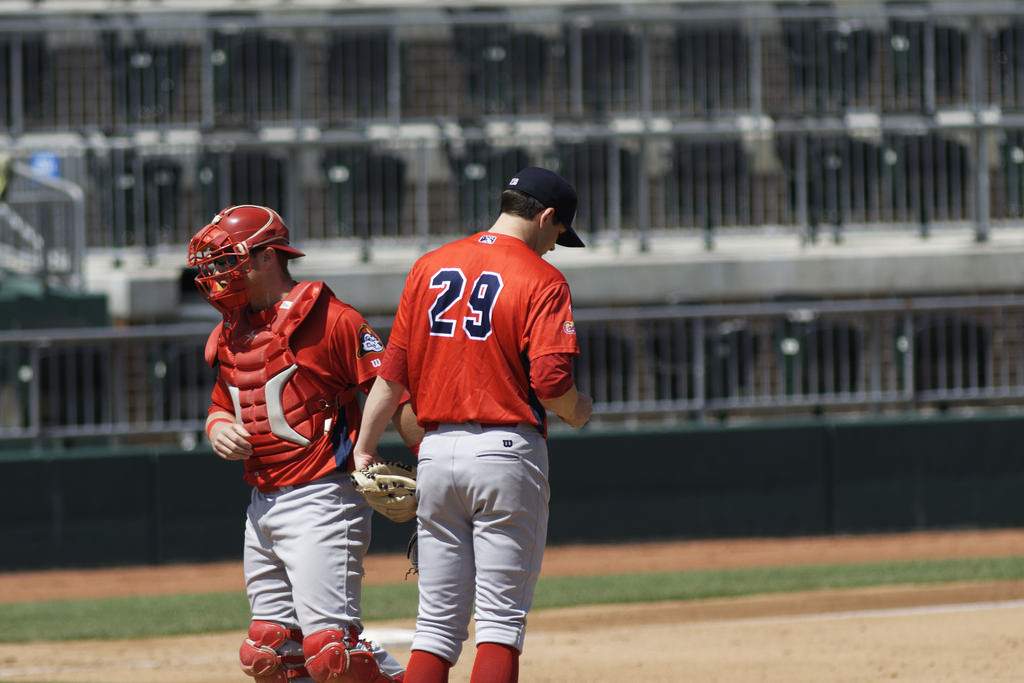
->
xmin=209 ymin=287 xmax=391 ymax=490
xmin=386 ymin=231 xmax=579 ymax=432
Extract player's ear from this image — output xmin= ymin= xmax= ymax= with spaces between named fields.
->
xmin=249 ymin=247 xmax=271 ymax=271
xmin=538 ymin=207 xmax=557 ymax=228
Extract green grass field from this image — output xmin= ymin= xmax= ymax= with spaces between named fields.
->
xmin=2 ymin=556 xmax=1022 ymax=643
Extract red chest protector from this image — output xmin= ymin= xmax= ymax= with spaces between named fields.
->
xmin=205 ymin=281 xmax=338 ymax=468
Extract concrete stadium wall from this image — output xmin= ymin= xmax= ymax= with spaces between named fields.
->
xmin=90 ymin=229 xmax=1024 ymax=321
xmin=3 ymin=412 xmax=1024 ymax=570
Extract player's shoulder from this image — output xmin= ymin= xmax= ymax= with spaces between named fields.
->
xmin=320 ymin=287 xmax=368 ymax=328
xmin=408 ymin=234 xmax=476 ymax=278
xmin=524 ymin=250 xmax=568 ymax=285
xmin=317 ymin=286 xmax=385 ymax=352
xmin=502 ymin=242 xmax=569 ymax=291
xmin=283 ymin=283 xmax=365 ymax=347
xmin=417 ymin=233 xmax=565 ymax=276
xmin=415 ymin=233 xmax=478 ymax=261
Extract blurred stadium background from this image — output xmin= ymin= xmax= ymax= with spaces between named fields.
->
xmin=3 ymin=0 xmax=1024 ymax=571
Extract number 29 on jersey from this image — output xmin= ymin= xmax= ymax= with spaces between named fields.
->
xmin=428 ymin=268 xmax=504 ymax=341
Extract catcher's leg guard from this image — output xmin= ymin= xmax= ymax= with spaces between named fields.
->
xmin=303 ymin=629 xmax=352 ymax=682
xmin=240 ymin=620 xmax=307 ymax=682
xmin=303 ymin=628 xmax=404 ymax=682
xmin=345 ymin=640 xmax=404 ymax=682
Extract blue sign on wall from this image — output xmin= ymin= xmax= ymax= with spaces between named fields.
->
xmin=29 ymin=152 xmax=60 ymax=179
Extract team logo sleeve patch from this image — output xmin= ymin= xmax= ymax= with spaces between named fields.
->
xmin=562 ymin=320 xmax=576 ymax=335
xmin=357 ymin=323 xmax=385 ymax=357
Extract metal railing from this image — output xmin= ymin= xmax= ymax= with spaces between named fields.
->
xmin=3 ymin=295 xmax=1024 ymax=444
xmin=571 ymin=297 xmax=1024 ymax=417
xmin=0 ymin=161 xmax=86 ymax=290
xmin=5 ymin=4 xmax=1024 ymax=255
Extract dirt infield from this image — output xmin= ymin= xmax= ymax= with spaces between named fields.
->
xmin=1 ymin=529 xmax=1023 ymax=682
xmin=2 ymin=582 xmax=1023 ymax=682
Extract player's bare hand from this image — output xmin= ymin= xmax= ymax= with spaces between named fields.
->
xmin=352 ymin=449 xmax=379 ymax=471
xmin=210 ymin=422 xmax=253 ymax=460
xmin=563 ymin=392 xmax=593 ymax=429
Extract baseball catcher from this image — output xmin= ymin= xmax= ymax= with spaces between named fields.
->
xmin=189 ymin=205 xmax=423 ymax=682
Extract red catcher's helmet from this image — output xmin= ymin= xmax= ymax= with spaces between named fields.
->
xmin=187 ymin=205 xmax=305 ymax=314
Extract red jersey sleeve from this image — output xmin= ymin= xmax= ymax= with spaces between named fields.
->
xmin=330 ymin=308 xmax=388 ymax=388
xmin=387 ymin=268 xmax=417 ymax=353
xmin=331 ymin=307 xmax=412 ymax=404
xmin=530 ymin=352 xmax=575 ymax=399
xmin=524 ymin=281 xmax=580 ymax=360
xmin=208 ymin=377 xmax=234 ymax=416
xmin=379 ymin=343 xmax=409 ymax=387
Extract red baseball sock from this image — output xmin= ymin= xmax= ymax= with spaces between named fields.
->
xmin=404 ymin=649 xmax=452 ymax=683
xmin=469 ymin=642 xmax=520 ymax=683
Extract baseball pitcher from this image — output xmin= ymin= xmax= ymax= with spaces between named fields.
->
xmin=189 ymin=205 xmax=422 ymax=683
xmin=352 ymin=169 xmax=594 ymax=683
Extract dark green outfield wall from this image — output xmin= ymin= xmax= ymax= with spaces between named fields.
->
xmin=3 ymin=413 xmax=1023 ymax=570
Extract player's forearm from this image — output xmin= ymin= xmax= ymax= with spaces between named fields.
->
xmin=206 ymin=410 xmax=235 ymax=430
xmin=539 ymin=384 xmax=590 ymax=426
xmin=355 ymin=377 xmax=407 ymax=453
xmin=393 ymin=402 xmax=424 ymax=448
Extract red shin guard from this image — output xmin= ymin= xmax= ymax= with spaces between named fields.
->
xmin=239 ymin=621 xmax=305 ymax=682
xmin=346 ymin=649 xmax=403 ymax=682
xmin=304 ymin=628 xmax=403 ymax=683
xmin=469 ymin=643 xmax=519 ymax=683
xmin=303 ymin=628 xmax=353 ymax=681
xmin=404 ymin=649 xmax=452 ymax=683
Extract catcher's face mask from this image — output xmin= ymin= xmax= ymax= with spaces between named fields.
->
xmin=187 ymin=222 xmax=254 ymax=315
xmin=187 ymin=205 xmax=304 ymax=316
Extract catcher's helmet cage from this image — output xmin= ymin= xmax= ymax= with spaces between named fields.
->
xmin=187 ymin=205 xmax=304 ymax=315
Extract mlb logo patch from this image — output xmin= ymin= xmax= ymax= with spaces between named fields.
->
xmin=562 ymin=321 xmax=576 ymax=335
xmin=509 ymin=177 xmax=519 ymax=186
xmin=478 ymin=234 xmax=497 ymax=244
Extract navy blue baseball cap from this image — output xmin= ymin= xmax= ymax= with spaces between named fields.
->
xmin=505 ymin=167 xmax=585 ymax=247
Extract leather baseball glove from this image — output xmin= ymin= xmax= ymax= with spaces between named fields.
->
xmin=350 ymin=461 xmax=417 ymax=523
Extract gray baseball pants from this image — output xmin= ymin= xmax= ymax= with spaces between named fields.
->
xmin=243 ymin=471 xmax=403 ymax=679
xmin=411 ymin=423 xmax=550 ymax=664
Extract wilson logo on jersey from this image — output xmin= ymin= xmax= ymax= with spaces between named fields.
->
xmin=357 ymin=323 xmax=385 ymax=357
xmin=562 ymin=321 xmax=576 ymax=335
